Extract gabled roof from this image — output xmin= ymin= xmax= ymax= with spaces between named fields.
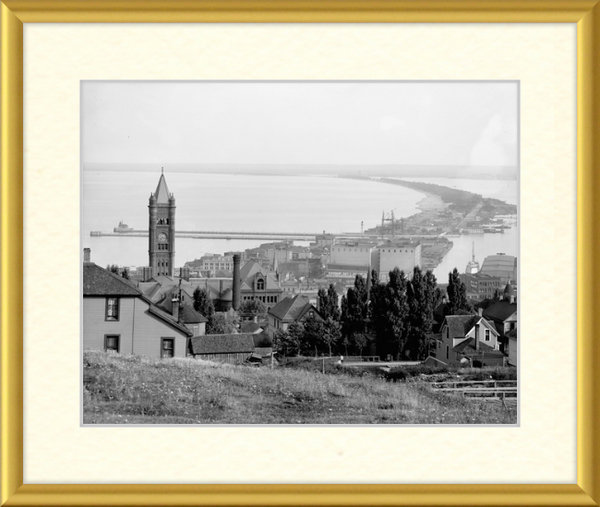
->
xmin=241 ymin=321 xmax=263 ymax=334
xmin=506 ymin=328 xmax=518 ymax=340
xmin=268 ymin=294 xmax=321 ymax=322
xmin=83 ymin=263 xmax=141 ymax=296
xmin=180 ymin=305 xmax=208 ymax=324
xmin=138 ymin=281 xmax=162 ymax=299
xmin=483 ymin=300 xmax=517 ymax=322
xmin=154 ymin=172 xmax=171 ymax=204
xmin=254 ymin=347 xmax=273 ymax=357
xmin=443 ymin=315 xmax=480 ymax=339
xmin=452 ymin=338 xmax=502 ymax=356
xmin=147 ymin=306 xmax=193 ymax=336
xmin=189 ymin=334 xmax=255 ymax=355
xmin=239 ymin=260 xmax=281 ymax=292
xmin=84 ymin=263 xmax=191 ymax=336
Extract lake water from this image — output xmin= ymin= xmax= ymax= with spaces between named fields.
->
xmin=82 ymin=170 xmax=518 ymax=281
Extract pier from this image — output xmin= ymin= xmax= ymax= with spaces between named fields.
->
xmin=91 ymin=230 xmax=321 ymax=241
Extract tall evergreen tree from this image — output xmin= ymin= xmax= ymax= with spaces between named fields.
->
xmin=317 ymin=284 xmax=340 ymax=321
xmin=386 ymin=268 xmax=410 ymax=360
xmin=406 ymin=267 xmax=439 ymax=360
xmin=340 ymin=275 xmax=368 ymax=345
xmin=368 ymin=269 xmax=389 ymax=358
xmin=192 ymin=287 xmax=214 ymax=320
xmin=447 ymin=268 xmax=471 ymax=314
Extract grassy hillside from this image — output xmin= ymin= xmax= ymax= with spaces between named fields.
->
xmin=83 ymin=351 xmax=516 ymax=425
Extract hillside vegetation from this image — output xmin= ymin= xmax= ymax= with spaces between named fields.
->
xmin=83 ymin=351 xmax=516 ymax=425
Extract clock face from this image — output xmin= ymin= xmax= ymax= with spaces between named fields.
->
xmin=158 ymin=233 xmax=168 ymax=242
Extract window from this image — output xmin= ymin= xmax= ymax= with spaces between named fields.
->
xmin=484 ymin=329 xmax=491 ymax=342
xmin=161 ymin=338 xmax=175 ymax=358
xmin=446 ymin=345 xmax=449 ymax=359
xmin=256 ymin=278 xmax=265 ymax=291
xmin=105 ymin=335 xmax=120 ymax=353
xmin=105 ymin=298 xmax=119 ymax=321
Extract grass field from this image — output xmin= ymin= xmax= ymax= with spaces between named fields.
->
xmin=83 ymin=351 xmax=517 ymax=425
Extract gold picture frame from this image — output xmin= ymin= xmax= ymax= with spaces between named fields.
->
xmin=2 ymin=1 xmax=598 ymax=505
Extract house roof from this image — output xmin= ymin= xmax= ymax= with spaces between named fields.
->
xmin=154 ymin=172 xmax=171 ymax=204
xmin=147 ymin=306 xmax=193 ymax=336
xmin=239 ymin=260 xmax=281 ymax=292
xmin=180 ymin=305 xmax=208 ymax=324
xmin=506 ymin=328 xmax=518 ymax=340
xmin=268 ymin=294 xmax=321 ymax=322
xmin=83 ymin=263 xmax=191 ymax=336
xmin=241 ymin=321 xmax=263 ymax=334
xmin=483 ymin=300 xmax=517 ymax=322
xmin=189 ymin=334 xmax=255 ymax=355
xmin=83 ymin=262 xmax=141 ymax=296
xmin=452 ymin=338 xmax=504 ymax=357
xmin=254 ymin=347 xmax=273 ymax=357
xmin=444 ymin=315 xmax=480 ymax=339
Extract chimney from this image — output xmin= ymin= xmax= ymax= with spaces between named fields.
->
xmin=510 ymin=295 xmax=515 ymax=304
xmin=171 ymin=293 xmax=180 ymax=322
xmin=232 ymin=253 xmax=241 ymax=311
xmin=475 ymin=324 xmax=480 ymax=351
xmin=83 ymin=248 xmax=91 ymax=263
xmin=478 ymin=307 xmax=483 ymax=317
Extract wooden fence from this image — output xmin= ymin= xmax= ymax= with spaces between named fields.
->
xmin=428 ymin=380 xmax=518 ymax=409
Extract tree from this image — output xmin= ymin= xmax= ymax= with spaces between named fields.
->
xmin=301 ymin=314 xmax=325 ymax=357
xmin=369 ymin=269 xmax=389 ymax=358
xmin=272 ymin=329 xmax=299 ymax=357
xmin=318 ymin=285 xmax=340 ymax=321
xmin=287 ymin=322 xmax=305 ymax=356
xmin=447 ymin=268 xmax=471 ymax=315
xmin=192 ymin=287 xmax=214 ymax=320
xmin=341 ymin=275 xmax=368 ymax=341
xmin=239 ymin=299 xmax=266 ymax=319
xmin=207 ymin=310 xmax=239 ymax=335
xmin=406 ymin=267 xmax=439 ymax=360
xmin=385 ymin=268 xmax=410 ymax=360
xmin=107 ymin=264 xmax=130 ymax=280
xmin=321 ymin=318 xmax=342 ymax=356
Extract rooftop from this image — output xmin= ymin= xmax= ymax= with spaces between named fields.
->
xmin=189 ymin=334 xmax=255 ymax=355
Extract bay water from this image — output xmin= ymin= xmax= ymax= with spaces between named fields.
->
xmin=82 ymin=170 xmax=518 ymax=281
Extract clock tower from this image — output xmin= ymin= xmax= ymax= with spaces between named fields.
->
xmin=148 ymin=169 xmax=176 ymax=277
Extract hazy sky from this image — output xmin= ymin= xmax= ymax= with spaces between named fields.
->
xmin=81 ymin=81 xmax=518 ymax=167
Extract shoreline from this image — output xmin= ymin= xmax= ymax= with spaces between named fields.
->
xmin=415 ymin=192 xmax=447 ymax=214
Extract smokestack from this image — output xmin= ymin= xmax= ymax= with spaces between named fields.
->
xmin=232 ymin=254 xmax=241 ymax=311
xmin=83 ymin=248 xmax=91 ymax=263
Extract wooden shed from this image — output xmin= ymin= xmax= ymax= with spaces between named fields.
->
xmin=189 ymin=333 xmax=255 ymax=364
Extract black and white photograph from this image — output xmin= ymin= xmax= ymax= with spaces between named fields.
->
xmin=82 ymin=81 xmax=518 ymax=425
